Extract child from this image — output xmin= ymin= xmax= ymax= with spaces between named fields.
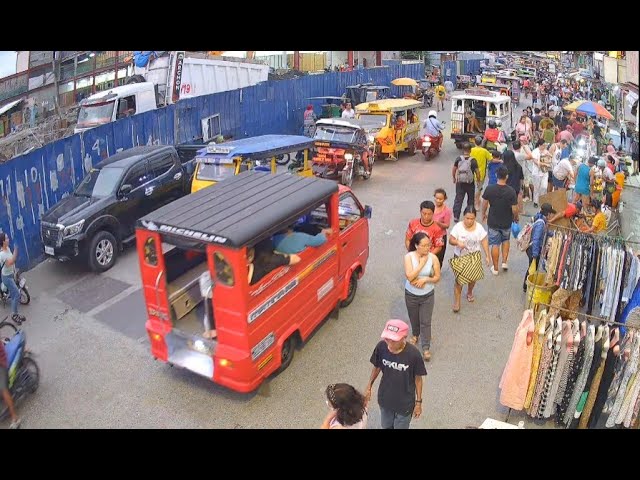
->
xmin=486 ymin=150 xmax=504 ymax=186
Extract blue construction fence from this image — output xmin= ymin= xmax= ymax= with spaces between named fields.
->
xmin=0 ymin=63 xmax=423 ymax=270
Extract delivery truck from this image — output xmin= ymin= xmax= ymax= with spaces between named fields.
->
xmin=74 ymin=51 xmax=269 ymax=134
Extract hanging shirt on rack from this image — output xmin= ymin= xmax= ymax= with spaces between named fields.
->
xmin=499 ymin=310 xmax=536 ymax=411
xmin=572 ymin=328 xmax=605 ymax=429
xmin=605 ymin=334 xmax=640 ymax=428
xmin=622 ymin=255 xmax=640 ymax=303
xmin=564 ymin=324 xmax=596 ymax=426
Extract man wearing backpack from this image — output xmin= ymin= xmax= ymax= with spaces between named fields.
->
xmin=481 ymin=166 xmax=518 ymax=275
xmin=452 ymin=142 xmax=480 ymax=223
xmin=522 ymin=203 xmax=555 ymax=292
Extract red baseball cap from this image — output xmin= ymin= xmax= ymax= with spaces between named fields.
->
xmin=381 ymin=319 xmax=409 ymax=342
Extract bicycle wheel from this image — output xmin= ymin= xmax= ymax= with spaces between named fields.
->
xmin=0 ymin=321 xmax=18 ymax=343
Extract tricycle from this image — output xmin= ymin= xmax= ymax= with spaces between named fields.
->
xmin=312 ymin=118 xmax=373 ymax=186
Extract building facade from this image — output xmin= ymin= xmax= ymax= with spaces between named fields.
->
xmin=0 ymin=51 xmax=133 ymax=137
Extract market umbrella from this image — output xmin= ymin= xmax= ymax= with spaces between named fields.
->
xmin=391 ymin=77 xmax=418 ymax=87
xmin=563 ymin=100 xmax=613 ymax=120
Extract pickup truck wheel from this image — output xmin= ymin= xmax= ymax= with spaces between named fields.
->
xmin=340 ymin=272 xmax=358 ymax=308
xmin=88 ymin=231 xmax=118 ymax=272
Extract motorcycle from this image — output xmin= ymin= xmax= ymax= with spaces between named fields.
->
xmin=0 ymin=269 xmax=30 ymax=309
xmin=423 ymin=91 xmax=434 ymax=108
xmin=421 ymin=133 xmax=444 ymax=160
xmin=0 ymin=329 xmax=40 ymax=422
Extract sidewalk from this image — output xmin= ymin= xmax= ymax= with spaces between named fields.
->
xmin=626 ymin=173 xmax=640 ymax=189
xmin=620 ymin=180 xmax=640 ymax=244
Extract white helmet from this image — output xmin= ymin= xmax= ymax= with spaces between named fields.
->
xmin=428 ymin=110 xmax=437 ymax=118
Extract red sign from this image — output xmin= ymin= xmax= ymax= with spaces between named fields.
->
xmin=464 ymin=88 xmax=497 ymax=97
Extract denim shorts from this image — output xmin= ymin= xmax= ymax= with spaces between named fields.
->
xmin=552 ymin=175 xmax=566 ymax=189
xmin=488 ymin=227 xmax=511 ymax=246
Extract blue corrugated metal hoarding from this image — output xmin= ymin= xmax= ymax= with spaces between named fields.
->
xmin=465 ymin=59 xmax=482 ymax=76
xmin=442 ymin=61 xmax=457 ymax=84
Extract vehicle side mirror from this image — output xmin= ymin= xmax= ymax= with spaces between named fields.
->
xmin=364 ymin=205 xmax=373 ymax=219
xmin=120 ymin=184 xmax=132 ymax=196
xmin=185 ymin=162 xmax=195 ymax=175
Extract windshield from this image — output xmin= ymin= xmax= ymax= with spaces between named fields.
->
xmin=357 ymin=114 xmax=387 ymax=129
xmin=314 ymin=126 xmax=357 ymax=143
xmin=75 ymin=167 xmax=124 ymax=198
xmin=196 ymin=163 xmax=235 ymax=182
xmin=76 ymin=101 xmax=115 ymax=129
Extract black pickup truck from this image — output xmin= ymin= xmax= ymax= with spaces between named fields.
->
xmin=41 ymin=144 xmax=198 ymax=272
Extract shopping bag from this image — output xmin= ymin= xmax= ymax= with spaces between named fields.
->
xmin=528 ymin=258 xmax=537 ymax=276
xmin=449 ymin=251 xmax=484 ymax=285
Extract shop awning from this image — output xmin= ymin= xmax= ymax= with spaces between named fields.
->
xmin=0 ymin=98 xmax=23 ymax=116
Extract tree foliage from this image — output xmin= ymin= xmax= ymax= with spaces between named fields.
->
xmin=401 ymin=51 xmax=424 ymax=60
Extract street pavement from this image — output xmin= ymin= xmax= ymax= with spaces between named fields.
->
xmin=5 ymin=94 xmax=558 ymax=429
xmin=620 ymin=180 xmax=640 ymax=244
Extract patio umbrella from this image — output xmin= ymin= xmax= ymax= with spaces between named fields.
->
xmin=391 ymin=77 xmax=418 ymax=87
xmin=563 ymin=100 xmax=613 ymax=120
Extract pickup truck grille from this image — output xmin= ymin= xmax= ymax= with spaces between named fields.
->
xmin=41 ymin=222 xmax=61 ymax=246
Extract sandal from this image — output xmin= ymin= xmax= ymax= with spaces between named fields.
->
xmin=452 ymin=303 xmax=460 ymax=313
xmin=11 ymin=314 xmax=25 ymax=325
xmin=467 ymin=294 xmax=475 ymax=303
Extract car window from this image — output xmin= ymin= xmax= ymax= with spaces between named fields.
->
xmin=123 ymin=163 xmax=151 ymax=190
xmin=148 ymin=154 xmax=175 ymax=179
xmin=338 ymin=193 xmax=363 ymax=230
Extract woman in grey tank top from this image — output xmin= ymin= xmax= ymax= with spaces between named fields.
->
xmin=404 ymin=232 xmax=441 ymax=361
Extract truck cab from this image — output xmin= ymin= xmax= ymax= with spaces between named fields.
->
xmin=74 ymin=83 xmax=158 ymax=134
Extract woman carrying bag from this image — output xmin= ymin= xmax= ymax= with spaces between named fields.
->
xmin=449 ymin=206 xmax=491 ymax=313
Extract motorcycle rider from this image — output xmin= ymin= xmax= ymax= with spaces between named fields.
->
xmin=0 ymin=233 xmax=26 ymax=325
xmin=423 ymin=110 xmax=445 ymax=152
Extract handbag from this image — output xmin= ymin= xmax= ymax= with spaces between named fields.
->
xmin=449 ymin=251 xmax=484 ymax=285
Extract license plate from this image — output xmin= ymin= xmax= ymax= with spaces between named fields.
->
xmin=19 ymin=278 xmax=26 ymax=288
xmin=45 ymin=246 xmax=54 ymax=255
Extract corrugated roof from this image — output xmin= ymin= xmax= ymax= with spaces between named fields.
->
xmin=195 ymin=134 xmax=315 ymax=161
xmin=0 ymin=99 xmax=23 ymax=116
xmin=138 ymin=170 xmax=338 ymax=248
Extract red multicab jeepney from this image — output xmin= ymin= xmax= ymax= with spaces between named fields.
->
xmin=135 ymin=170 xmax=371 ymax=392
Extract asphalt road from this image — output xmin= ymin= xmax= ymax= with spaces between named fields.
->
xmin=5 ymin=94 xmax=552 ymax=429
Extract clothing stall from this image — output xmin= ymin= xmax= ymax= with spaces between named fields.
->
xmin=500 ymin=225 xmax=640 ymax=428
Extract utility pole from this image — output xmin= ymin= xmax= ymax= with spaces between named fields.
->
xmin=51 ymin=51 xmax=63 ymax=120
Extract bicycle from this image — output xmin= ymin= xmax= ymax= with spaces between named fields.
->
xmin=0 ymin=317 xmax=19 ymax=343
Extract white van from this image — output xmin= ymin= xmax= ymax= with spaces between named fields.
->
xmin=74 ymin=83 xmax=158 ymax=134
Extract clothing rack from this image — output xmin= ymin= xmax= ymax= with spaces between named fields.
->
xmin=520 ymin=214 xmax=640 ymax=246
xmin=534 ymin=301 xmax=640 ymax=330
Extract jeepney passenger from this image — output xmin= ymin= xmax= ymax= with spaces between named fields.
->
xmin=248 ymin=241 xmax=301 ymax=285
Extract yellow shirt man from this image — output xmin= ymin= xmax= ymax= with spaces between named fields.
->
xmin=539 ymin=117 xmax=555 ymax=131
xmin=435 ymin=85 xmax=446 ymax=99
xmin=470 ymin=145 xmax=492 ymax=182
xmin=592 ymin=211 xmax=607 ymax=233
